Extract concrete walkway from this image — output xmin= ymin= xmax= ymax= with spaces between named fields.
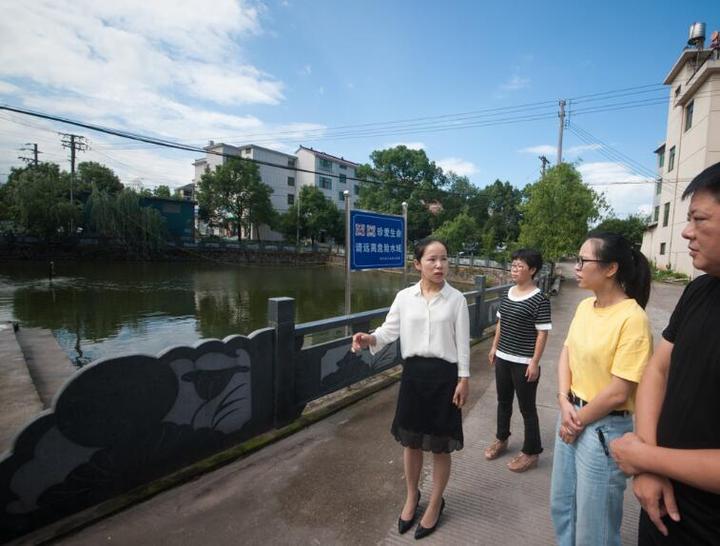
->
xmin=52 ymin=274 xmax=683 ymax=546
xmin=0 ymin=323 xmax=43 ymax=455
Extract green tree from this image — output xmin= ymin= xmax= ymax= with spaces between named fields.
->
xmin=279 ymin=186 xmax=342 ymax=244
xmin=356 ymin=145 xmax=447 ymax=242
xmin=437 ymin=173 xmax=489 ymax=229
xmin=431 ymin=209 xmax=481 ymax=254
xmin=482 ymin=179 xmax=523 ymax=253
xmin=3 ymin=163 xmax=82 ymax=238
xmin=593 ymin=214 xmax=649 ymax=247
xmin=518 ymin=163 xmax=608 ymax=261
xmin=153 ymin=185 xmax=172 ymax=198
xmin=75 ymin=161 xmax=123 ymax=194
xmin=196 ymin=158 xmax=275 ymax=241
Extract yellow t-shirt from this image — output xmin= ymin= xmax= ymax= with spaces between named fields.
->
xmin=564 ymin=297 xmax=652 ymax=412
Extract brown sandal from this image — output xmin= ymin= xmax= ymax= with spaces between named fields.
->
xmin=507 ymin=453 xmax=538 ymax=472
xmin=484 ymin=438 xmax=508 ymax=460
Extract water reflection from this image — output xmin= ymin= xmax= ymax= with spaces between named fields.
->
xmin=0 ymin=261 xmax=406 ymax=365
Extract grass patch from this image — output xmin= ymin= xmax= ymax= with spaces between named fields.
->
xmin=652 ymin=265 xmax=690 ymax=283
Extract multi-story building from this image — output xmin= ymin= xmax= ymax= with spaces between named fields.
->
xmin=641 ymin=34 xmax=720 ymax=277
xmin=295 ymin=145 xmax=360 ymax=210
xmin=193 ymin=142 xmax=299 ymax=240
xmin=192 ymin=142 xmax=362 ymax=241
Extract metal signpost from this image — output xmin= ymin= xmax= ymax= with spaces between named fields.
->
xmin=344 ymin=202 xmax=406 ymax=328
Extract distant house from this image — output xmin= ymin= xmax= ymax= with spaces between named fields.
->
xmin=192 ymin=142 xmax=363 ymax=241
xmin=175 ymin=183 xmax=195 ymax=201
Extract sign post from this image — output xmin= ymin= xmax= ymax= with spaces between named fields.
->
xmin=344 ymin=191 xmax=351 ymax=335
xmin=402 ymin=201 xmax=408 ymax=287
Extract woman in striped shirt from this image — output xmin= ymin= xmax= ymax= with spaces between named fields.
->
xmin=484 ymin=248 xmax=552 ymax=472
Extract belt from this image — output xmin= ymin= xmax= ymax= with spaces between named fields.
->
xmin=569 ymin=393 xmax=631 ymax=417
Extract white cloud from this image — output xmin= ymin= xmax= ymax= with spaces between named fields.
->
xmin=0 ymin=81 xmax=21 ymax=95
xmin=578 ymin=162 xmax=654 ymax=218
xmin=301 ymin=64 xmax=312 ymax=75
xmin=566 ymin=143 xmax=602 ymax=155
xmin=0 ymin=1 xmax=330 ymax=187
xmin=387 ymin=142 xmax=425 ymax=150
xmin=437 ymin=157 xmax=478 ymax=177
xmin=518 ymin=143 xmax=602 ymax=159
xmin=500 ymin=75 xmax=530 ymax=91
xmin=519 ymin=145 xmax=556 ymax=156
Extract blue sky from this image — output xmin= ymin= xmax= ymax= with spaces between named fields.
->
xmin=0 ymin=0 xmax=718 ymax=217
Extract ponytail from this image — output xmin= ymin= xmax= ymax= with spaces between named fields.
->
xmin=625 ymin=248 xmax=651 ymax=309
xmin=587 ymin=231 xmax=652 ymax=309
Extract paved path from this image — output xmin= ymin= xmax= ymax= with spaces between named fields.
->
xmin=53 ymin=275 xmax=683 ymax=546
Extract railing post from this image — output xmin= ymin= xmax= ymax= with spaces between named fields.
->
xmin=473 ymin=275 xmax=486 ymax=338
xmin=268 ymin=297 xmax=297 ymax=428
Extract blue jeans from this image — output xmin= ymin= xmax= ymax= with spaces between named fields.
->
xmin=550 ymin=410 xmax=633 ymax=546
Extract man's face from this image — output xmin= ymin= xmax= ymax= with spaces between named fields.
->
xmin=682 ymin=189 xmax=720 ymax=276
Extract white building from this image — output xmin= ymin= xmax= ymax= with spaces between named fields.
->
xmin=192 ymin=142 xmax=362 ymax=241
xmin=641 ymin=30 xmax=720 ymax=277
xmin=295 ymin=145 xmax=360 ymax=210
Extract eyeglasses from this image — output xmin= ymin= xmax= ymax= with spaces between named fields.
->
xmin=575 ymin=256 xmax=607 ymax=269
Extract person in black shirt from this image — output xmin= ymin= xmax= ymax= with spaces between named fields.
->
xmin=610 ymin=162 xmax=720 ymax=545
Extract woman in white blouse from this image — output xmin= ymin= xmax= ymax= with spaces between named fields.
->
xmin=352 ymin=238 xmax=470 ymax=540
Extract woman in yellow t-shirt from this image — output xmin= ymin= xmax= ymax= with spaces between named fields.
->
xmin=550 ymin=232 xmax=653 ymax=546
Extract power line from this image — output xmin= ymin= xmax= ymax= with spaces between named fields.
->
xmin=209 ymin=82 xmax=669 ymax=142
xmin=568 ymin=122 xmax=658 ymax=180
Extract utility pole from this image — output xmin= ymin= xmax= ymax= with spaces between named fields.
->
xmin=539 ymin=155 xmax=550 ymax=177
xmin=19 ymin=143 xmax=41 ymax=165
xmin=557 ymin=99 xmax=566 ymax=165
xmin=60 ymin=133 xmax=88 ymax=204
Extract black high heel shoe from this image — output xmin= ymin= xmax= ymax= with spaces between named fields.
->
xmin=414 ymin=497 xmax=445 ymax=540
xmin=397 ymin=490 xmax=421 ymax=534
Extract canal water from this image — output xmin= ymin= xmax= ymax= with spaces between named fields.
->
xmin=0 ymin=261 xmax=408 ymax=366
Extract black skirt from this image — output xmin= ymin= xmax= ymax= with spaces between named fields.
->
xmin=391 ymin=356 xmax=464 ymax=453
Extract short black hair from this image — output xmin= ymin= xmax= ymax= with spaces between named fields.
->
xmin=682 ymin=162 xmax=720 ymax=202
xmin=511 ymin=248 xmax=543 ymax=278
xmin=413 ymin=237 xmax=448 ymax=261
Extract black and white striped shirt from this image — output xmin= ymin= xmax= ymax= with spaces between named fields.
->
xmin=496 ymin=287 xmax=552 ymax=364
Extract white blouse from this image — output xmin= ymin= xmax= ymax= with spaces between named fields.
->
xmin=370 ymin=281 xmax=471 ymax=377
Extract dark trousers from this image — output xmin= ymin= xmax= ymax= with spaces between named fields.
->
xmin=494 ymin=357 xmax=542 ymax=455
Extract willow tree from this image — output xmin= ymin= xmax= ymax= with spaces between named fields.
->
xmin=87 ymin=189 xmax=167 ymax=256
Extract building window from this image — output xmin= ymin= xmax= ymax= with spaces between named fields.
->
xmin=287 ymin=176 xmax=295 ymax=186
xmin=287 ymin=194 xmax=295 ymax=205
xmin=655 ymin=179 xmax=662 ymax=195
xmin=660 ymin=242 xmax=666 ymax=255
xmin=668 ymin=146 xmax=676 ymax=172
xmin=653 ymin=206 xmax=659 ymax=223
xmin=338 ymin=191 xmax=345 ymax=201
xmin=339 ymin=174 xmax=347 ymax=184
xmin=319 ymin=176 xmax=332 ymax=189
xmin=663 ymin=202 xmax=670 ymax=227
xmin=339 ymin=164 xmax=347 ymax=170
xmin=675 ymin=85 xmax=681 ymax=97
xmin=354 ymin=184 xmax=360 ymax=196
xmin=685 ymin=100 xmax=694 ymax=131
xmin=288 ymin=158 xmax=296 ymax=167
xmin=657 ymin=149 xmax=665 ymax=169
xmin=319 ymin=158 xmax=332 ymax=171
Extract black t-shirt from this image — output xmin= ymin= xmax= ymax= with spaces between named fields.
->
xmin=652 ymin=274 xmax=720 ymax=544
